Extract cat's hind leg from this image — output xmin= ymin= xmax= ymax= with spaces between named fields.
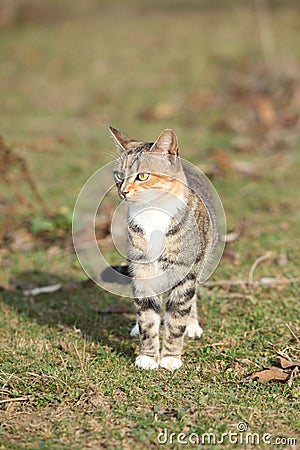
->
xmin=130 ymin=322 xmax=139 ymax=337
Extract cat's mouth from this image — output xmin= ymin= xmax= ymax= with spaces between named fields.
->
xmin=123 ymin=195 xmax=144 ymax=206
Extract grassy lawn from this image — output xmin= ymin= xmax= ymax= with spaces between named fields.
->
xmin=0 ymin=1 xmax=299 ymax=448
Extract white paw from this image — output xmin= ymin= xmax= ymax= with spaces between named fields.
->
xmin=135 ymin=355 xmax=158 ymax=370
xmin=130 ymin=323 xmax=139 ymax=337
xmin=159 ymin=356 xmax=182 ymax=371
xmin=185 ymin=323 xmax=203 ymax=339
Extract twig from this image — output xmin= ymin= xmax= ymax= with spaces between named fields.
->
xmin=225 ymin=231 xmax=239 ymax=243
xmin=203 ymin=276 xmax=300 ymax=288
xmin=0 ymin=396 xmax=32 ymax=405
xmin=285 ymin=323 xmax=300 ymax=344
xmin=201 ymin=342 xmax=229 ymax=348
xmin=26 ymin=371 xmax=70 ymax=389
xmin=288 ymin=366 xmax=299 ymax=387
xmin=248 ymin=252 xmax=273 ymax=286
xmin=276 ymin=351 xmax=292 ymax=362
xmin=23 ymin=283 xmax=62 ymax=296
xmin=73 ymin=341 xmax=89 ymax=387
xmin=222 ymin=293 xmax=253 ymax=300
xmin=59 ymin=354 xmax=69 ymax=386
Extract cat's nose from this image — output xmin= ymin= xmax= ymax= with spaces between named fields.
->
xmin=120 ymin=188 xmax=129 ymax=198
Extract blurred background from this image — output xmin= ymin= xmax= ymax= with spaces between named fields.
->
xmin=0 ymin=3 xmax=299 ymax=445
xmin=0 ymin=0 xmax=299 ymax=285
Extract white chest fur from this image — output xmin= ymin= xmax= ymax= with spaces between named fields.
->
xmin=129 ymin=207 xmax=171 ymax=262
xmin=128 ymin=192 xmax=184 ymax=261
xmin=128 ymin=191 xmax=184 ymax=239
xmin=129 ymin=206 xmax=171 ymax=240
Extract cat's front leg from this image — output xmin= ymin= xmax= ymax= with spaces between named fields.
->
xmin=160 ymin=282 xmax=196 ymax=370
xmin=185 ymin=293 xmax=203 ymax=338
xmin=133 ymin=294 xmax=161 ymax=370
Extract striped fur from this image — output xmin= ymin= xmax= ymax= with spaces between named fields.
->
xmin=110 ymin=127 xmax=213 ymax=370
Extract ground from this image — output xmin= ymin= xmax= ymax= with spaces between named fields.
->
xmin=0 ymin=1 xmax=299 ymax=449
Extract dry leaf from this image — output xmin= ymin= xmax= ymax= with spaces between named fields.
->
xmin=276 ymin=356 xmax=300 ymax=369
xmin=247 ymin=367 xmax=290 ymax=383
xmin=98 ymin=304 xmax=130 ymax=314
xmin=244 ymin=354 xmax=300 ymax=385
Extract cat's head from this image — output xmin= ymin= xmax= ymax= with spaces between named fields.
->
xmin=110 ymin=127 xmax=186 ymax=203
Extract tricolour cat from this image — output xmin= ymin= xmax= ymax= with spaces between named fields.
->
xmin=110 ymin=127 xmax=219 ymax=371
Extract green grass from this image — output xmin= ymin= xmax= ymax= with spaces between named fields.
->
xmin=0 ymin=2 xmax=299 ymax=449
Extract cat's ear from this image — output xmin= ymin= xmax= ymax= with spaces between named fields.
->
xmin=109 ymin=127 xmax=138 ymax=152
xmin=151 ymin=129 xmax=178 ymax=156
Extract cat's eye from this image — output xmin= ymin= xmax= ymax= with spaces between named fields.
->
xmin=136 ymin=173 xmax=150 ymax=181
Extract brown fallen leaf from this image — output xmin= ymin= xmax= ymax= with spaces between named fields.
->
xmin=246 ymin=367 xmax=290 ymax=383
xmin=243 ymin=353 xmax=300 ymax=385
xmin=276 ymin=356 xmax=300 ymax=369
xmin=98 ymin=304 xmax=130 ymax=314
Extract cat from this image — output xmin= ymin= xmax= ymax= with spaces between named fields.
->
xmin=110 ymin=127 xmax=218 ymax=371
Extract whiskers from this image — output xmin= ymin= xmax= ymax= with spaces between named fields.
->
xmin=103 ymin=148 xmax=120 ymax=160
